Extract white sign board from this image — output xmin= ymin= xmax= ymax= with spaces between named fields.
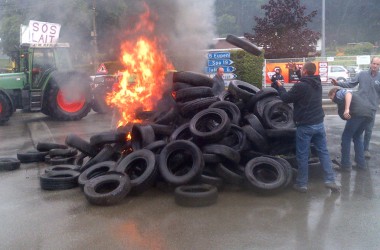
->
xmin=20 ymin=20 xmax=61 ymax=46
xmin=356 ymin=55 xmax=371 ymax=65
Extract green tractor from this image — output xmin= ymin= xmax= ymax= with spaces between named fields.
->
xmin=0 ymin=43 xmax=92 ymax=124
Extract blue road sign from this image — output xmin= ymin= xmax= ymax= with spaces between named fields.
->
xmin=207 ymin=59 xmax=234 ymax=67
xmin=207 ymin=52 xmax=231 ymax=59
xmin=205 ymin=66 xmax=236 ymax=74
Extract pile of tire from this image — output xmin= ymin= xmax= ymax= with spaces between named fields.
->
xmin=2 ymin=71 xmax=320 ymax=207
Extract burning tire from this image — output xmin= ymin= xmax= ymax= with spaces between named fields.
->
xmin=0 ymin=91 xmax=13 ymax=125
xmin=46 ymin=72 xmax=92 ymax=121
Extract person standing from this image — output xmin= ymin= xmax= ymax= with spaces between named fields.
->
xmin=328 ymin=87 xmax=373 ymax=171
xmin=212 ymin=67 xmax=225 ymax=95
xmin=332 ymin=57 xmax=380 ymax=159
xmin=276 ymin=62 xmax=340 ymax=193
xmin=271 ymin=67 xmax=284 ymax=90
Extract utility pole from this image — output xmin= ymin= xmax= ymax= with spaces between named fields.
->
xmin=321 ymin=0 xmax=326 ymax=57
xmin=92 ymin=0 xmax=99 ymax=71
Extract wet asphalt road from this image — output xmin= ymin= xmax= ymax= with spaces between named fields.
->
xmin=1 ymin=110 xmax=380 ymax=250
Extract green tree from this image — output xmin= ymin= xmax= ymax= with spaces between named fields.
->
xmin=246 ymin=0 xmax=319 ymax=59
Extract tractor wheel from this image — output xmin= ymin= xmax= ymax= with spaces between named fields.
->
xmin=46 ymin=74 xmax=92 ymax=121
xmin=0 ymin=92 xmax=13 ymax=125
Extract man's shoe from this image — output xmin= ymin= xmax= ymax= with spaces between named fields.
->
xmin=333 ymin=165 xmax=351 ymax=172
xmin=325 ymin=182 xmax=341 ymax=193
xmin=293 ymin=184 xmax=307 ymax=193
xmin=364 ymin=151 xmax=371 ymax=159
xmin=352 ymin=164 xmax=368 ymax=171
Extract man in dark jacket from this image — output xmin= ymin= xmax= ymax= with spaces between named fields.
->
xmin=212 ymin=67 xmax=225 ymax=95
xmin=328 ymin=88 xmax=373 ymax=171
xmin=276 ymin=62 xmax=340 ymax=193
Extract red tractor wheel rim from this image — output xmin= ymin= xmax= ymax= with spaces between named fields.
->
xmin=57 ymin=90 xmax=85 ymax=113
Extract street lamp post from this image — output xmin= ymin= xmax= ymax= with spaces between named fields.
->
xmin=321 ymin=0 xmax=326 ymax=57
xmin=92 ymin=0 xmax=99 ymax=71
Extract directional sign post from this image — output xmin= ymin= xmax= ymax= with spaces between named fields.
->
xmin=205 ymin=51 xmax=238 ymax=81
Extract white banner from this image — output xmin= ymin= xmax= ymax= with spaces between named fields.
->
xmin=21 ymin=20 xmax=61 ymax=46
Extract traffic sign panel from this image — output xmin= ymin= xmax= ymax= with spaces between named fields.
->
xmin=207 ymin=52 xmax=231 ymax=59
xmin=205 ymin=66 xmax=236 ymax=74
xmin=207 ymin=59 xmax=234 ymax=67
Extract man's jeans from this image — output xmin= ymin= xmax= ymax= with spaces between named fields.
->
xmin=364 ymin=115 xmax=375 ymax=151
xmin=296 ymin=122 xmax=336 ymax=187
xmin=341 ymin=116 xmax=371 ymax=168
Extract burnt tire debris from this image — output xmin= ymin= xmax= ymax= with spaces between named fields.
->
xmin=4 ymin=71 xmax=322 ymax=207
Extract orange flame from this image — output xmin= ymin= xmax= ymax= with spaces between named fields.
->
xmin=107 ymin=5 xmax=174 ymax=128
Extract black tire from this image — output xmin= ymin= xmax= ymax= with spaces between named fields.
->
xmin=45 ymin=72 xmax=92 ymax=121
xmin=0 ymin=157 xmax=21 ymax=171
xmin=89 ymin=131 xmax=127 ymax=147
xmin=169 ymin=122 xmax=193 ymax=142
xmin=189 ymin=108 xmax=231 ymax=143
xmin=173 ymin=86 xmax=214 ymax=102
xmin=49 ymin=156 xmax=77 ymax=165
xmin=265 ymin=128 xmax=296 ymax=138
xmin=262 ymin=100 xmax=295 ymax=129
xmin=216 ymin=124 xmax=247 ymax=152
xmin=0 ymin=91 xmax=13 ymax=124
xmin=80 ymin=145 xmax=116 ymax=172
xmin=244 ymin=156 xmax=287 ymax=193
xmin=83 ymin=172 xmax=131 ymax=206
xmin=174 ymin=184 xmax=218 ymax=207
xmin=36 ymin=142 xmax=68 ymax=152
xmin=226 ymin=34 xmax=262 ymax=56
xmin=159 ymin=140 xmax=204 ymax=186
xmin=17 ymin=150 xmax=49 ymax=163
xmin=253 ymin=96 xmax=281 ymax=120
xmin=228 ymin=80 xmax=260 ymax=102
xmin=172 ymin=71 xmax=214 ymax=87
xmin=40 ymin=170 xmax=80 ymax=190
xmin=49 ymin=148 xmax=78 ymax=158
xmin=243 ymin=113 xmax=266 ymax=138
xmin=202 ymin=144 xmax=241 ymax=165
xmin=116 ymin=149 xmax=157 ymax=194
xmin=45 ymin=164 xmax=81 ymax=173
xmin=131 ymin=124 xmax=156 ymax=150
xmin=246 ymin=87 xmax=279 ymax=109
xmin=214 ymin=163 xmax=245 ymax=185
xmin=65 ymin=134 xmax=99 ymax=157
xmin=241 ymin=125 xmax=268 ymax=153
xmin=209 ymin=101 xmax=241 ymax=125
xmin=177 ymin=96 xmax=219 ymax=118
xmin=143 ymin=140 xmax=167 ymax=155
xmin=78 ymin=161 xmax=116 ymax=187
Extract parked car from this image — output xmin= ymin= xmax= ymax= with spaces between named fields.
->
xmin=90 ymin=74 xmax=117 ymax=113
xmin=328 ymin=65 xmax=350 ymax=83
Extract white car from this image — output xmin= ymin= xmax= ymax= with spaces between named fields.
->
xmin=328 ymin=65 xmax=350 ymax=83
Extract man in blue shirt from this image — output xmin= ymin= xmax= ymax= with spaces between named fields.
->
xmin=329 ymin=88 xmax=373 ymax=171
xmin=332 ymin=57 xmax=380 ymax=159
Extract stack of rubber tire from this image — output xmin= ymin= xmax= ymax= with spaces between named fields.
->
xmin=0 ymin=71 xmax=311 ymax=207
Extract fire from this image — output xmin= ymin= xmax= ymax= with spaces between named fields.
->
xmin=106 ymin=5 xmax=174 ymax=128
